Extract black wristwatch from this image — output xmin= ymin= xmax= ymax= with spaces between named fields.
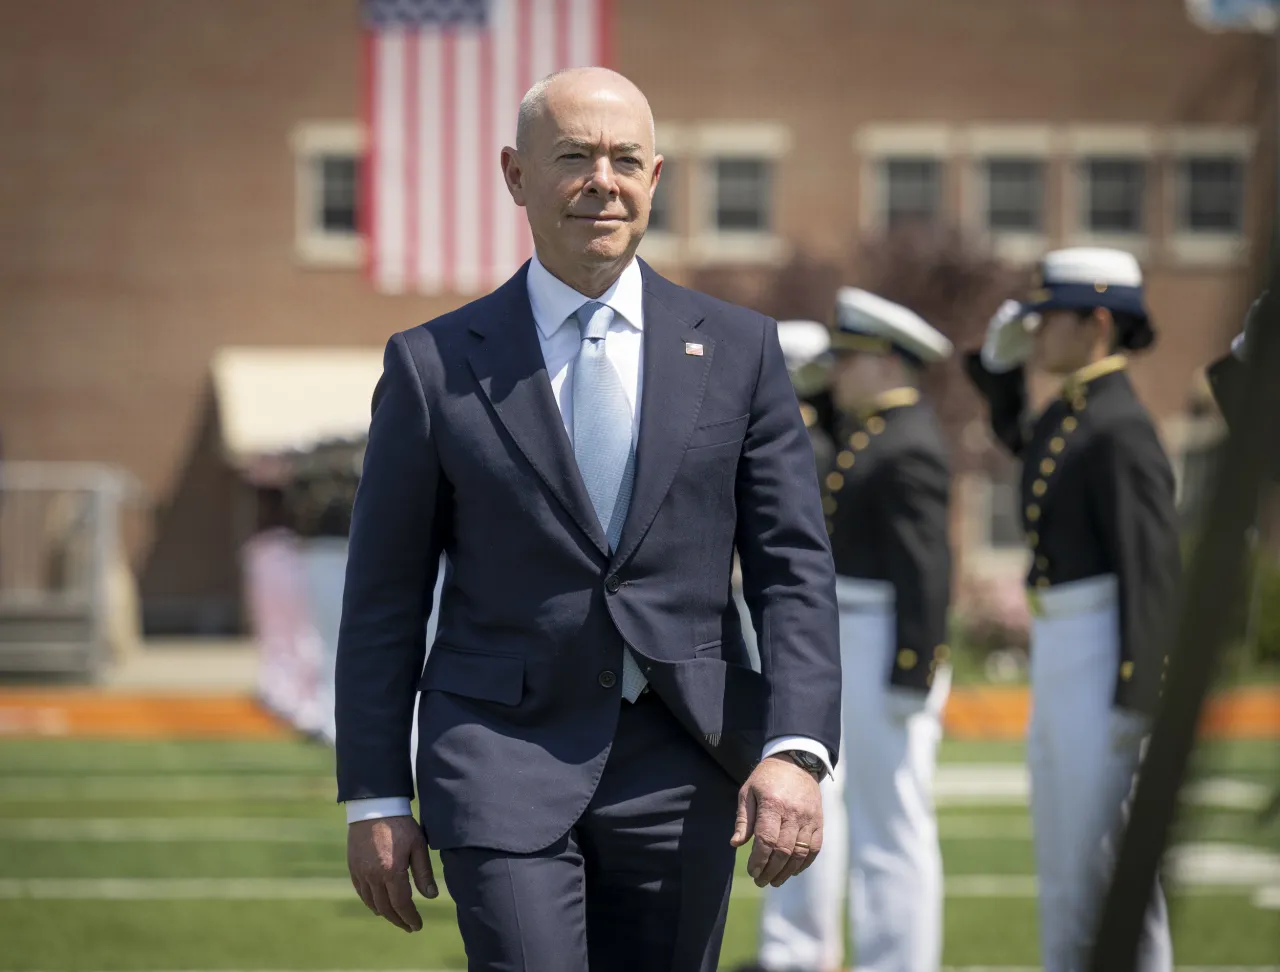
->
xmin=777 ymin=749 xmax=826 ymax=782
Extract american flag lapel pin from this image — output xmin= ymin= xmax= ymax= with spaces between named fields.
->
xmin=684 ymin=342 xmax=704 ymax=356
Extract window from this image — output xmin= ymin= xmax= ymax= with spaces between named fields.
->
xmin=1179 ymin=156 xmax=1244 ymax=233
xmin=687 ymin=123 xmax=790 ymax=265
xmin=712 ymin=157 xmax=772 ymax=232
xmin=984 ymin=158 xmax=1045 ymax=232
xmin=648 ymin=159 xmax=676 ymax=234
xmin=292 ymin=121 xmax=365 ymax=268
xmin=1082 ymin=158 xmax=1145 ymax=234
xmin=985 ymin=466 xmax=1024 ymax=549
xmin=883 ymin=157 xmax=942 ymax=229
xmin=316 ymin=155 xmax=360 ymax=235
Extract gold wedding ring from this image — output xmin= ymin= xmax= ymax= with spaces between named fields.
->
xmin=793 ymin=841 xmax=810 ymax=850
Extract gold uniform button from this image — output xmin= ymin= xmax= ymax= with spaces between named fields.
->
xmin=822 ymin=496 xmax=838 ymax=516
xmin=836 ymin=451 xmax=855 ymax=469
xmin=867 ymin=416 xmax=886 ymax=435
xmin=1120 ymin=661 xmax=1135 ymax=681
xmin=1040 ymin=458 xmax=1056 ymax=475
xmin=1049 ymin=437 xmax=1065 ymax=454
xmin=825 ymin=519 xmax=835 ymax=535
xmin=1071 ymin=395 xmax=1087 ymax=412
xmin=1026 ymin=530 xmax=1039 ymax=547
xmin=1035 ymin=555 xmax=1049 ymax=570
xmin=825 ymin=472 xmax=844 ymax=491
xmin=850 ymin=431 xmax=870 ymax=450
xmin=935 ymin=643 xmax=951 ymax=662
xmin=1062 ymin=417 xmax=1079 ymax=433
xmin=1032 ymin=479 xmax=1047 ymax=497
xmin=897 ymin=649 xmax=917 ymax=670
xmin=1035 ymin=576 xmax=1051 ymax=589
xmin=1026 ymin=504 xmax=1041 ymax=522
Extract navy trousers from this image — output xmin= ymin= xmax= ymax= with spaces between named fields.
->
xmin=439 ymin=690 xmax=741 ymax=971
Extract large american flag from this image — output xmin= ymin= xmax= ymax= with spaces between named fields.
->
xmin=363 ymin=0 xmax=613 ymax=295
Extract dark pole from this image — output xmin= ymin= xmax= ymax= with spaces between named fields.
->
xmin=1088 ymin=281 xmax=1280 ymax=970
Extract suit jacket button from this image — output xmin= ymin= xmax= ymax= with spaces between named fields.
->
xmin=598 ymin=670 xmax=618 ymax=689
xmin=605 ymin=576 xmax=621 ymax=594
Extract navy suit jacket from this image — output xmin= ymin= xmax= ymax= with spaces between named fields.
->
xmin=335 ymin=260 xmax=841 ymax=854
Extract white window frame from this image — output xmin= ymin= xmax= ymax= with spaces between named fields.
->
xmin=685 ymin=122 xmax=791 ymax=266
xmin=955 ymin=471 xmax=1029 ymax=575
xmin=291 ymin=121 xmax=366 ymax=269
xmin=962 ymin=126 xmax=1055 ymax=264
xmin=855 ymin=124 xmax=956 ymax=235
xmin=1167 ymin=127 xmax=1254 ymax=267
xmin=1066 ymin=125 xmax=1156 ymax=259
xmin=637 ymin=123 xmax=687 ymax=267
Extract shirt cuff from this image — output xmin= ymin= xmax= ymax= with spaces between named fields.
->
xmin=762 ymin=735 xmax=834 ymax=778
xmin=345 ymin=797 xmax=414 ymax=824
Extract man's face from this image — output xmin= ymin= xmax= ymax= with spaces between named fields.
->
xmin=503 ymin=77 xmax=661 ymax=275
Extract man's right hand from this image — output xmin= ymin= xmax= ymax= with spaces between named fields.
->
xmin=347 ymin=815 xmax=438 ymax=932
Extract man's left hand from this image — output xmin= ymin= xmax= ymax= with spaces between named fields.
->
xmin=730 ymin=755 xmax=823 ymax=888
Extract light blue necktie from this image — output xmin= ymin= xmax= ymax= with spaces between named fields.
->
xmin=572 ymin=301 xmax=646 ymax=701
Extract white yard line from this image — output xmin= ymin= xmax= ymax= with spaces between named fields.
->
xmin=0 ymin=769 xmax=1265 ymax=812
xmin=0 ymin=776 xmax=335 ymax=802
xmin=933 ymin=766 xmax=1269 ymax=811
xmin=0 ymin=818 xmax=339 ymax=842
xmin=0 ymin=814 xmax=1266 ymax=846
xmin=2 ymin=860 xmax=1269 ymax=906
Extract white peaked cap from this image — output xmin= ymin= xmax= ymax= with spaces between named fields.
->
xmin=1039 ymin=247 xmax=1144 ymax=287
xmin=777 ymin=320 xmax=832 ymax=372
xmin=832 ymin=287 xmax=953 ymax=364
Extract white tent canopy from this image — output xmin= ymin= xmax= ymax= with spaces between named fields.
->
xmin=211 ymin=347 xmax=384 ymax=468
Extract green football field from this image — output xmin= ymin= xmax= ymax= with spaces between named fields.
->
xmin=0 ymin=737 xmax=1275 ymax=971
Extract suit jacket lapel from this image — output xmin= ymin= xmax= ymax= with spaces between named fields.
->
xmin=612 ymin=267 xmax=712 ymax=567
xmin=467 ymin=266 xmax=611 ymax=559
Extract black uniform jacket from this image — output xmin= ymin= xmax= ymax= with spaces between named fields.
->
xmin=820 ymin=389 xmax=952 ymax=695
xmin=966 ymin=353 xmax=1181 ymax=716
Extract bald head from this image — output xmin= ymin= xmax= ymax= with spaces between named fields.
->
xmin=501 ymin=66 xmax=663 ymax=297
xmin=516 ymin=67 xmax=656 ymax=156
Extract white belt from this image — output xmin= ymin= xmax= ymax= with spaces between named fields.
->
xmin=835 ymin=576 xmax=894 ymax=612
xmin=1027 ymin=573 xmax=1118 ymax=619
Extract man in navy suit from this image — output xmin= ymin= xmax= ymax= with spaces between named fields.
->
xmin=336 ymin=67 xmax=841 ymax=972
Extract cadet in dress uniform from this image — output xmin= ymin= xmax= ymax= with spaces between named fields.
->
xmin=966 ymin=248 xmax=1178 ymax=972
xmin=735 ymin=321 xmax=838 ymax=666
xmin=747 ymin=289 xmax=954 ymax=972
xmin=778 ymin=319 xmax=838 ymax=480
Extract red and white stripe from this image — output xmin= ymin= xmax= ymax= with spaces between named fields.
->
xmin=366 ymin=0 xmax=611 ymax=296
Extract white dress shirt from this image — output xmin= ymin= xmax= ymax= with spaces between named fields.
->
xmin=346 ymin=253 xmax=829 ymax=824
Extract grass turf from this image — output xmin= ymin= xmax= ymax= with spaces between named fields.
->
xmin=0 ymin=738 xmax=1274 ymax=970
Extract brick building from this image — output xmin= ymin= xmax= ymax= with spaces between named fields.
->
xmin=1 ymin=0 xmax=1272 ymax=633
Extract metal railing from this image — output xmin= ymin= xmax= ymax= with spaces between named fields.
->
xmin=0 ymin=462 xmax=137 ymax=678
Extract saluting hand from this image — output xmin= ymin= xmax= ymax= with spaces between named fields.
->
xmin=347 ymin=815 xmax=438 ymax=932
xmin=730 ymin=755 xmax=824 ymax=888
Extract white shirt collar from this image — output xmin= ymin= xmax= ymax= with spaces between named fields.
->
xmin=527 ymin=251 xmax=645 ymax=341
